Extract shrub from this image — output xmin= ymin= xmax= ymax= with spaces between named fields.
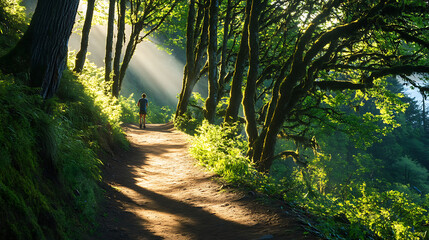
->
xmin=186 ymin=120 xmax=429 ymax=240
xmin=189 ymin=121 xmax=253 ymax=182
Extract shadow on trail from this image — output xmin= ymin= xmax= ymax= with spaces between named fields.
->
xmin=94 ymin=144 xmax=162 ymax=239
xmin=123 ymin=182 xmax=261 ymax=240
xmin=126 ymin=122 xmax=176 ymax=133
xmin=95 ymin=123 xmax=266 ymax=240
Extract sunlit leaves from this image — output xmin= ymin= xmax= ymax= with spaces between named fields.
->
xmin=152 ymin=0 xmax=188 ymax=50
xmin=189 ymin=120 xmax=253 ymax=182
xmin=187 ymin=113 xmax=429 ymax=239
xmin=73 ymin=0 xmax=108 ymax=34
xmin=0 ymin=0 xmax=27 ymax=52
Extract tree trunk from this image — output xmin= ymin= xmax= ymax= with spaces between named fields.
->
xmin=176 ymin=0 xmax=196 ymax=118
xmin=204 ymin=0 xmax=219 ymax=123
xmin=104 ymin=0 xmax=115 ymax=82
xmin=254 ymin=62 xmax=309 ymax=172
xmin=176 ymin=0 xmax=208 ymax=118
xmin=216 ymin=0 xmax=232 ymax=100
xmin=176 ymin=66 xmax=198 ymax=117
xmin=111 ymin=0 xmax=178 ymax=97
xmin=252 ymin=1 xmax=343 ymax=172
xmin=74 ymin=0 xmax=95 ymax=73
xmin=116 ymin=1 xmax=178 ymax=96
xmin=112 ymin=0 xmax=126 ymax=98
xmin=243 ymin=0 xmax=263 ymax=150
xmin=0 ymin=0 xmax=79 ymax=99
xmin=117 ymin=23 xmax=141 ymax=95
xmin=223 ymin=0 xmax=252 ymax=123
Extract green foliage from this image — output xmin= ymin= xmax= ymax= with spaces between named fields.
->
xmin=74 ymin=0 xmax=110 ymax=33
xmin=153 ymin=0 xmax=188 ymax=52
xmin=118 ymin=94 xmax=139 ymax=123
xmin=189 ymin=121 xmax=254 ymax=183
xmin=147 ymin=103 xmax=173 ymax=124
xmin=176 ymin=0 xmax=429 ymax=238
xmin=304 ymin=184 xmax=429 ymax=240
xmin=68 ymin=52 xmax=173 ymax=126
xmin=174 ymin=92 xmax=206 ymax=134
xmin=188 ymin=121 xmax=307 ymax=198
xmin=174 ymin=114 xmax=202 ymax=135
xmin=318 ymin=78 xmax=407 ymax=150
xmin=65 ymin=53 xmax=144 ymax=148
xmin=391 ymin=156 xmax=429 ymax=193
xmin=0 ymin=80 xmax=57 ymax=239
xmin=119 ymin=94 xmax=173 ymax=124
xmin=0 ymin=0 xmax=27 ymax=55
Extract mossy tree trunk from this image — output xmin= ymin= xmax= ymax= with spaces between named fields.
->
xmin=243 ymin=0 xmax=264 ymax=157
xmin=176 ymin=0 xmax=209 ymax=118
xmin=216 ymin=0 xmax=233 ymax=103
xmin=204 ymin=0 xmax=219 ymax=123
xmin=223 ymin=0 xmax=252 ymax=123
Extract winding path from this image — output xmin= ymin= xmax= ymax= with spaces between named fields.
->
xmin=94 ymin=123 xmax=319 ymax=240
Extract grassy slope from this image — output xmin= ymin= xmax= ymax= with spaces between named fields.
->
xmin=0 ymin=3 xmax=134 ymax=238
xmin=0 ymin=63 xmax=134 ymax=239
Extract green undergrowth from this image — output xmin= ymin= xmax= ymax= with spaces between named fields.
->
xmin=188 ymin=121 xmax=429 ymax=240
xmin=174 ymin=114 xmax=203 ymax=135
xmin=0 ymin=52 xmax=138 ymax=238
xmin=122 ymin=95 xmax=173 ymax=125
xmin=174 ymin=93 xmax=206 ymax=135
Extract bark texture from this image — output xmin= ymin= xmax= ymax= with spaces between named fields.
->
xmin=216 ymin=0 xmax=232 ymax=101
xmin=31 ymin=0 xmax=79 ymax=99
xmin=0 ymin=0 xmax=79 ymax=99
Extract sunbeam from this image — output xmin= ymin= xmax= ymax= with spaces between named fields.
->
xmin=121 ymin=40 xmax=185 ymax=107
xmin=68 ymin=21 xmax=208 ymax=108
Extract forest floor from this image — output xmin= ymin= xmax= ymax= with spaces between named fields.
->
xmin=92 ymin=123 xmax=321 ymax=240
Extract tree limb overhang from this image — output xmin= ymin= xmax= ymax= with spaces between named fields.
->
xmin=315 ymin=65 xmax=429 ymax=91
xmin=315 ymin=80 xmax=368 ymax=91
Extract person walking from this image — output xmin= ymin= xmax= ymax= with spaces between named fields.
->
xmin=137 ymin=93 xmax=149 ymax=129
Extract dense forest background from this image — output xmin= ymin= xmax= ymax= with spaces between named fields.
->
xmin=1 ymin=0 xmax=429 ymax=239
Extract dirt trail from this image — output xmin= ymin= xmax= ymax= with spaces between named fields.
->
xmin=94 ymin=123 xmax=319 ymax=240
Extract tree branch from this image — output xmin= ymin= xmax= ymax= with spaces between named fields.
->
xmin=364 ymin=65 xmax=429 ymax=85
xmin=315 ymin=80 xmax=367 ymax=90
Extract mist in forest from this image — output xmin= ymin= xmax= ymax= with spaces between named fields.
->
xmin=68 ymin=24 xmax=202 ymax=108
xmin=20 ymin=0 xmax=196 ymax=107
